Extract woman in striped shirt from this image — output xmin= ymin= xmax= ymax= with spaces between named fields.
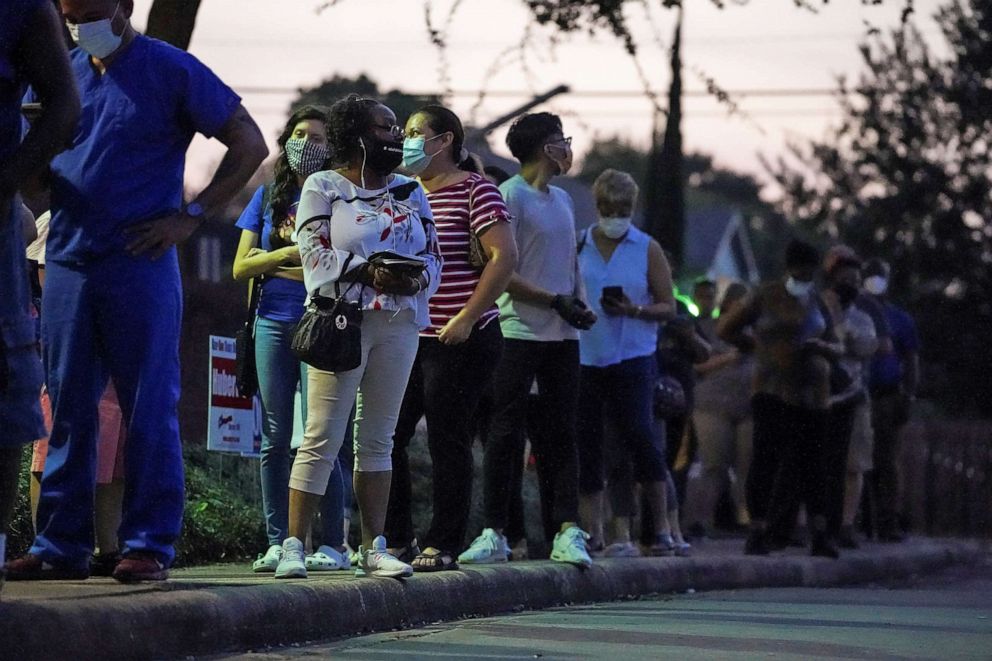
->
xmin=384 ymin=105 xmax=518 ymax=572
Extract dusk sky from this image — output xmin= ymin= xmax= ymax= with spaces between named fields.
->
xmin=129 ymin=0 xmax=945 ymax=190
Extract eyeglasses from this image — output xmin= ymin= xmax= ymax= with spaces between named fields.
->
xmin=548 ymin=136 xmax=573 ymax=147
xmin=373 ymin=123 xmax=404 ymax=139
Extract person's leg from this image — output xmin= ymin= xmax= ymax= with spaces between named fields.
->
xmin=824 ymin=400 xmax=857 ymax=538
xmin=94 ymin=480 xmax=124 ymax=555
xmin=689 ymin=409 xmax=734 ymax=532
xmin=791 ymin=404 xmax=834 ymax=555
xmin=872 ymin=391 xmax=904 ymax=540
xmin=482 ymin=340 xmax=539 ymax=532
xmin=93 ymin=253 xmax=184 ymax=570
xmin=576 ymin=365 xmax=607 ymax=548
xmin=315 ymin=458 xmax=345 ymax=549
xmin=255 ymin=317 xmax=306 ymax=548
xmin=351 ymin=310 xmax=419 ymax=550
xmin=744 ymin=394 xmax=788 ymax=553
xmin=732 ymin=417 xmax=754 ymax=526
xmin=421 ymin=322 xmax=502 ymax=556
xmin=841 ymin=401 xmax=873 ymax=544
xmin=383 ymin=345 xmax=425 ymax=551
xmin=532 ymin=340 xmax=582 ymax=531
xmin=0 ymin=446 xmax=22 ymax=536
xmin=30 ymin=260 xmax=104 ymax=570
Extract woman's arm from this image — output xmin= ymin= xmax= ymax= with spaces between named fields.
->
xmin=296 ymin=178 xmax=367 ymax=294
xmin=438 ymin=223 xmax=518 ymax=345
xmin=232 ymin=230 xmax=301 ymax=281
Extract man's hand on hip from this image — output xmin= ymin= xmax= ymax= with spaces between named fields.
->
xmin=124 ymin=213 xmax=201 ymax=259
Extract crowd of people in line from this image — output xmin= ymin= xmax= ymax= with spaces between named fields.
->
xmin=1 ymin=0 xmax=920 ymax=584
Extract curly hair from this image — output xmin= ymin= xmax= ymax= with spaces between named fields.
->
xmin=271 ymin=105 xmax=330 ymax=226
xmin=505 ymin=112 xmax=562 ymax=165
xmin=326 ymin=93 xmax=381 ymax=168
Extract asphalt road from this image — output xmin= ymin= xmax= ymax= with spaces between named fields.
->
xmin=226 ymin=551 xmax=992 ymax=660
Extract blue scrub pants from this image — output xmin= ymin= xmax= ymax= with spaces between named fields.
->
xmin=32 ymin=250 xmax=184 ymax=568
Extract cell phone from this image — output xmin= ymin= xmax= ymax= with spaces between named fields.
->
xmin=602 ymin=286 xmax=624 ymax=302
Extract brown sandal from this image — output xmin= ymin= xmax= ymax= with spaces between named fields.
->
xmin=411 ymin=547 xmax=458 ymax=572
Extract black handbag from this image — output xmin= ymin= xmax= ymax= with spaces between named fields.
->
xmin=291 ymin=263 xmax=363 ymax=373
xmin=235 ymin=277 xmax=261 ymax=397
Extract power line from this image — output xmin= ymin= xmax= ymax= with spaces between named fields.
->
xmin=236 ymin=86 xmax=841 ymax=98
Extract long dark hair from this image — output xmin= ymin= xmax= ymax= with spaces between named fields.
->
xmin=271 ymin=105 xmax=330 ymax=226
xmin=413 ymin=104 xmax=478 ymax=173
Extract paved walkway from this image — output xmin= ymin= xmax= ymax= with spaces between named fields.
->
xmin=0 ymin=538 xmax=982 ymax=660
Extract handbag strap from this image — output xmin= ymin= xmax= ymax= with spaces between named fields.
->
xmin=245 ymin=276 xmax=262 ymax=337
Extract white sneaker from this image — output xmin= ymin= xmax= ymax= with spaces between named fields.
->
xmin=356 ymin=536 xmax=413 ymax=579
xmin=603 ymin=541 xmax=642 ymax=558
xmin=306 ymin=545 xmax=351 ymax=571
xmin=551 ymin=526 xmax=593 ymax=568
xmin=457 ymin=528 xmax=509 ymax=564
xmin=252 ymin=544 xmax=283 ymax=573
xmin=274 ymin=537 xmax=307 ymax=579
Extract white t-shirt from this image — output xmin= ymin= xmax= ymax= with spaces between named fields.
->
xmin=496 ymin=174 xmax=582 ymax=342
xmin=295 ymin=170 xmax=442 ymax=330
xmin=25 ymin=210 xmax=50 ymax=265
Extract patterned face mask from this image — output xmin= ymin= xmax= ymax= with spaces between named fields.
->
xmin=284 ymin=138 xmax=328 ymax=178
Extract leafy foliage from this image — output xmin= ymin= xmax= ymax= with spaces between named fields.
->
xmin=765 ymin=0 xmax=992 ymax=414
xmin=291 ymin=74 xmax=439 ymax=127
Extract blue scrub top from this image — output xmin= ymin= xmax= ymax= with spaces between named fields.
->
xmin=46 ymin=34 xmax=241 ymax=264
xmin=1 ymin=0 xmax=46 ymax=327
xmin=235 ymin=185 xmax=308 ymax=323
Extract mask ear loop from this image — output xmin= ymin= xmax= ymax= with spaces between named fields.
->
xmin=359 ymin=138 xmax=368 ymax=190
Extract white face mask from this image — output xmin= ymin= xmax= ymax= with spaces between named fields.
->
xmin=66 ymin=2 xmax=123 ymax=59
xmin=598 ymin=216 xmax=632 ymax=240
xmin=785 ymin=276 xmax=815 ymax=299
xmin=864 ymin=275 xmax=888 ymax=296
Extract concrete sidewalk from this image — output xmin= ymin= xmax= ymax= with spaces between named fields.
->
xmin=0 ymin=538 xmax=982 ymax=660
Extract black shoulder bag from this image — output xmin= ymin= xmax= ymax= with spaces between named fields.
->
xmin=235 ymin=276 xmax=261 ymax=397
xmin=291 ymin=255 xmax=364 ymax=373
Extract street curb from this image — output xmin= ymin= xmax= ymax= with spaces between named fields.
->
xmin=1 ymin=539 xmax=981 ymax=660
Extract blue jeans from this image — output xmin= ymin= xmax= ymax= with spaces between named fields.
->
xmin=34 ymin=251 xmax=183 ymax=568
xmin=255 ymin=316 xmax=343 ymax=547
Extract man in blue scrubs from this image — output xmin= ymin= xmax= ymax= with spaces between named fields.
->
xmin=5 ymin=0 xmax=268 ymax=582
xmin=0 ymin=0 xmax=80 ymax=574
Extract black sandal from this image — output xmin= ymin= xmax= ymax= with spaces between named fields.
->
xmin=387 ymin=538 xmax=421 ymax=564
xmin=411 ymin=547 xmax=458 ymax=572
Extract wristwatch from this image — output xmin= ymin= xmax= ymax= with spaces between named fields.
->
xmin=184 ymin=201 xmax=206 ymax=222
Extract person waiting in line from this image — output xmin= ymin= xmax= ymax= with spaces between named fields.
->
xmin=275 ymin=95 xmax=442 ymax=580
xmin=685 ymin=282 xmax=754 ymax=539
xmin=0 ymin=0 xmax=79 ymax=578
xmin=863 ymin=258 xmax=919 ymax=542
xmin=574 ymin=170 xmax=677 ymax=557
xmin=7 ymin=0 xmax=267 ymax=582
xmin=819 ymin=246 xmax=878 ymax=549
xmin=460 ymin=113 xmax=597 ymax=568
xmin=233 ymin=106 xmax=351 ymax=574
xmin=717 ymin=239 xmax=841 ymax=559
xmin=382 ymin=105 xmax=517 ymax=572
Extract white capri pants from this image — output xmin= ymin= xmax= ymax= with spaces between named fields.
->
xmin=289 ymin=308 xmax=419 ymax=495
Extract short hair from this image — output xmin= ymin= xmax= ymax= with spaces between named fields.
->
xmin=506 ymin=112 xmax=563 ymax=164
xmin=483 ymin=165 xmax=511 ymax=185
xmin=863 ymin=257 xmax=891 ymax=278
xmin=823 ymin=244 xmax=862 ymax=276
xmin=592 ymin=169 xmax=639 ymax=216
xmin=326 ymin=94 xmax=380 ymax=167
xmin=784 ymin=239 xmax=820 ymax=270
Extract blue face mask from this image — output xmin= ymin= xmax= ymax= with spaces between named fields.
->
xmin=401 ymin=134 xmax=446 ymax=175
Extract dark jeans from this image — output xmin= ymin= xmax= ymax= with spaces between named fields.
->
xmin=824 ymin=396 xmax=859 ymax=537
xmin=870 ymin=389 xmax=908 ymax=533
xmin=385 ymin=321 xmax=502 ymax=553
xmin=577 ymin=356 xmax=667 ymax=494
xmin=749 ymin=394 xmax=829 ymax=529
xmin=483 ymin=339 xmax=581 ymax=531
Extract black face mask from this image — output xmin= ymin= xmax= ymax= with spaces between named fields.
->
xmin=361 ymin=135 xmax=404 ymax=176
xmin=833 ymin=282 xmax=859 ymax=307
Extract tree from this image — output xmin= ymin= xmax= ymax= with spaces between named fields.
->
xmin=765 ymin=0 xmax=992 ymax=414
xmin=291 ymin=74 xmax=438 ymax=125
xmin=145 ymin=0 xmax=201 ymax=49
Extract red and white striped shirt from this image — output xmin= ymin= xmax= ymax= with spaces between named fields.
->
xmin=423 ymin=173 xmax=512 ymax=336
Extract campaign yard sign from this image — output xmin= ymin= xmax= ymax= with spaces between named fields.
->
xmin=208 ymin=335 xmax=261 ymax=456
